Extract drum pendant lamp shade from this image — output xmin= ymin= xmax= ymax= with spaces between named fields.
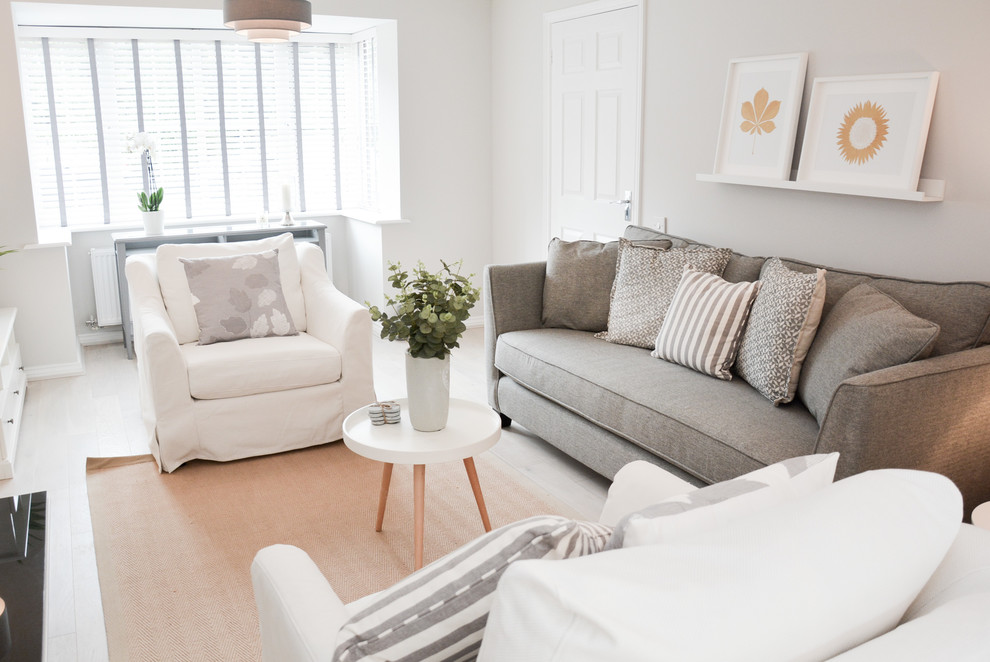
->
xmin=223 ymin=0 xmax=312 ymax=43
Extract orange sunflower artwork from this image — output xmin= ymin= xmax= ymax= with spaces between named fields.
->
xmin=836 ymin=101 xmax=889 ymax=165
xmin=739 ymin=88 xmax=781 ymax=154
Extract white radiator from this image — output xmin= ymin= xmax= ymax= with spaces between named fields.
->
xmin=90 ymin=248 xmax=122 ymax=326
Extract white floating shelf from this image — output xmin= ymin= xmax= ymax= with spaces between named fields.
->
xmin=696 ymin=173 xmax=944 ymax=202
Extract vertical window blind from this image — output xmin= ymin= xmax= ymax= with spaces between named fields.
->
xmin=17 ymin=33 xmax=379 ymax=229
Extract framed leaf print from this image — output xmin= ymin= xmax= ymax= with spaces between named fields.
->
xmin=797 ymin=72 xmax=939 ymax=192
xmin=713 ymin=53 xmax=808 ymax=180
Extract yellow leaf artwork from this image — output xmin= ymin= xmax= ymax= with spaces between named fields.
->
xmin=836 ymin=101 xmax=889 ymax=165
xmin=740 ymin=88 xmax=781 ymax=154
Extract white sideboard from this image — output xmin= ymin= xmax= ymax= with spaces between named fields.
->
xmin=0 ymin=309 xmax=25 ymax=479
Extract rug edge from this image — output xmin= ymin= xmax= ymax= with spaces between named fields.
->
xmin=86 ymin=454 xmax=157 ymax=473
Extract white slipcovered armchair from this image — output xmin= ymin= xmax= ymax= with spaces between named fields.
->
xmin=125 ymin=233 xmax=375 ymax=472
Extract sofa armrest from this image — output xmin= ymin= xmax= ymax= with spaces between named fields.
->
xmin=298 ymin=243 xmax=376 ymax=414
xmin=125 ymin=254 xmax=197 ymax=469
xmin=816 ymin=345 xmax=990 ymax=516
xmin=598 ymin=460 xmax=697 ymax=526
xmin=902 ymin=524 xmax=990 ymax=622
xmin=483 ymin=262 xmax=547 ymax=410
xmin=252 ymin=544 xmax=349 ymax=662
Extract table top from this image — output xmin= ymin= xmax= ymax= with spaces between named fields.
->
xmin=342 ymin=398 xmax=501 ymax=465
xmin=973 ymin=502 xmax=990 ymax=531
xmin=111 ymin=219 xmax=326 ymax=242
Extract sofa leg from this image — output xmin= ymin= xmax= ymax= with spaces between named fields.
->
xmin=498 ymin=412 xmax=512 ymax=428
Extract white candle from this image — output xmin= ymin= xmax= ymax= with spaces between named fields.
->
xmin=282 ymin=183 xmax=292 ymax=211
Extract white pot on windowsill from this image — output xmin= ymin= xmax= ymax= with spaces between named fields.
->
xmin=141 ymin=210 xmax=165 ymax=235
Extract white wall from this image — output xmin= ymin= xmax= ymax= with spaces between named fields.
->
xmin=0 ymin=0 xmax=492 ymax=369
xmin=492 ymin=0 xmax=990 ymax=282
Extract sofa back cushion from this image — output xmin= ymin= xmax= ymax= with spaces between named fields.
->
xmin=157 ymin=233 xmax=306 ymax=344
xmin=606 ymin=453 xmax=837 ymax=549
xmin=542 ymin=237 xmax=671 ymax=332
xmin=798 ymin=283 xmax=940 ymax=425
xmin=623 ymin=225 xmax=990 ymax=357
xmin=622 ymin=226 xmax=764 ymax=283
xmin=781 ymin=259 xmax=990 ymax=357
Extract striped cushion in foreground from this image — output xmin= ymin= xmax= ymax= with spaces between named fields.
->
xmin=333 ymin=516 xmax=612 ymax=662
xmin=652 ymin=267 xmax=761 ymax=380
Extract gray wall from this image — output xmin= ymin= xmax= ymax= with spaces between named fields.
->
xmin=492 ymin=0 xmax=990 ymax=282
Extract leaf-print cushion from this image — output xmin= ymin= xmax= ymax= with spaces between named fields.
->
xmin=179 ymin=249 xmax=299 ymax=345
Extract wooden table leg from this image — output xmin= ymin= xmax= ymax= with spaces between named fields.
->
xmin=414 ymin=464 xmax=425 ymax=570
xmin=463 ymin=457 xmax=492 ymax=532
xmin=376 ymin=463 xmax=393 ymax=532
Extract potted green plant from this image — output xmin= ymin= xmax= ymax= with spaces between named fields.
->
xmin=127 ymin=132 xmax=165 ymax=235
xmin=369 ymin=260 xmax=480 ymax=431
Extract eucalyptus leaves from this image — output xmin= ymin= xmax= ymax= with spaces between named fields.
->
xmin=369 ymin=260 xmax=480 ymax=360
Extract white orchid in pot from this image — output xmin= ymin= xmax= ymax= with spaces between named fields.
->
xmin=369 ymin=260 xmax=480 ymax=431
xmin=126 ymin=132 xmax=165 ymax=235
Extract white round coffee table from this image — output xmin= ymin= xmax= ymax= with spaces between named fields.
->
xmin=973 ymin=502 xmax=990 ymax=532
xmin=342 ymin=398 xmax=502 ymax=569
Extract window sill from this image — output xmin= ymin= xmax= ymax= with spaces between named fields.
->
xmin=24 ymin=227 xmax=72 ymax=249
xmin=337 ymin=209 xmax=409 ymax=225
xmin=35 ymin=207 xmax=406 ymax=238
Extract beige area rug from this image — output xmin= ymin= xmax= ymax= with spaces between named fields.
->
xmin=87 ymin=442 xmax=579 ymax=661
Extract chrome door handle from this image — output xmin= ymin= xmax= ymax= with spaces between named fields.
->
xmin=608 ymin=191 xmax=632 ymax=222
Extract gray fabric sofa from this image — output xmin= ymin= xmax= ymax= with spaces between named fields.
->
xmin=484 ymin=225 xmax=990 ymax=516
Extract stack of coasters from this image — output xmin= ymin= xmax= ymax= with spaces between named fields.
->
xmin=368 ymin=401 xmax=401 ymax=425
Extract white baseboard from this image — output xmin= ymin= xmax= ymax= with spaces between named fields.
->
xmin=25 ymin=345 xmax=85 ymax=381
xmin=78 ymin=329 xmax=124 ymax=346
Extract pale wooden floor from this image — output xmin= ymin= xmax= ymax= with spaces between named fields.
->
xmin=5 ymin=326 xmax=609 ymax=661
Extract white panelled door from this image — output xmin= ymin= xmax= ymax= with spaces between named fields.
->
xmin=549 ymin=4 xmax=641 ymax=243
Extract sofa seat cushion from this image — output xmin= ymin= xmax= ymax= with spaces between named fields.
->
xmin=182 ymin=332 xmax=341 ymax=399
xmin=494 ymin=328 xmax=820 ymax=483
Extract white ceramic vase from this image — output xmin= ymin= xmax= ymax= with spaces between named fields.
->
xmin=142 ymin=210 xmax=165 ymax=235
xmin=405 ymin=352 xmax=450 ymax=432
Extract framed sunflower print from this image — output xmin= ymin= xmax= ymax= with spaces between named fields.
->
xmin=713 ymin=52 xmax=808 ymax=180
xmin=797 ymin=72 xmax=939 ymax=192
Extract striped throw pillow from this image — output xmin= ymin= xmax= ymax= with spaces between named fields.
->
xmin=651 ymin=267 xmax=761 ymax=380
xmin=333 ymin=515 xmax=612 ymax=662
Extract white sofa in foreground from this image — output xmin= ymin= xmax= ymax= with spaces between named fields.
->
xmin=126 ymin=233 xmax=375 ymax=472
xmin=252 ymin=459 xmax=990 ymax=661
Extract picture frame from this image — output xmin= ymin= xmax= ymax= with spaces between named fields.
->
xmin=712 ymin=52 xmax=808 ymax=180
xmin=796 ymin=72 xmax=939 ymax=192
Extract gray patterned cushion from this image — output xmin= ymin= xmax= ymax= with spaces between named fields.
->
xmin=605 ymin=453 xmax=838 ymax=549
xmin=798 ymin=283 xmax=941 ymax=425
xmin=334 ymin=515 xmax=611 ymax=662
xmin=597 ymin=240 xmax=732 ymax=349
xmin=652 ymin=267 xmax=761 ymax=380
xmin=180 ymin=249 xmax=298 ymax=345
xmin=736 ymin=258 xmax=827 ymax=404
xmin=542 ymin=237 xmax=672 ymax=332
